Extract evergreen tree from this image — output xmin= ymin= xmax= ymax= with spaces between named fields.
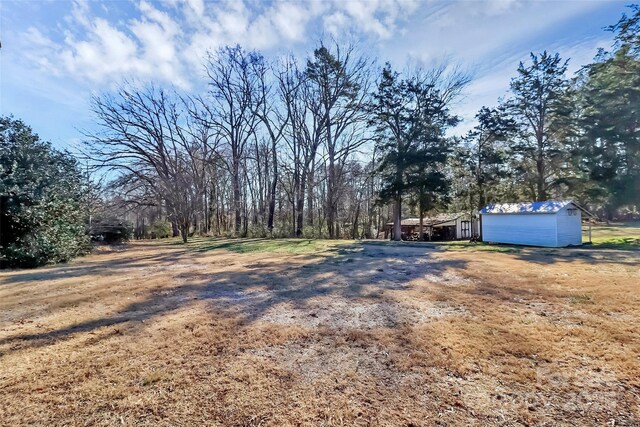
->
xmin=462 ymin=105 xmax=517 ymax=210
xmin=576 ymin=5 xmax=640 ymax=217
xmin=370 ymin=64 xmax=461 ymax=240
xmin=508 ymin=51 xmax=574 ymax=201
xmin=0 ymin=117 xmax=90 ymax=267
xmin=369 ymin=65 xmax=408 ymax=240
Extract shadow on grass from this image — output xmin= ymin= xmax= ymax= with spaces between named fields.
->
xmin=0 ymin=240 xmax=467 ymax=353
xmin=0 ymin=244 xmax=188 ymax=285
xmin=433 ymin=237 xmax=639 ymax=264
xmin=2 ymin=235 xmax=637 ymax=354
xmin=181 ymin=237 xmax=339 ymax=254
xmin=590 ymin=237 xmax=640 ymax=251
xmin=510 ymin=244 xmax=640 ymax=265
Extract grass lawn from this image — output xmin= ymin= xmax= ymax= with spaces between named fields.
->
xmin=586 ymin=222 xmax=640 ymax=250
xmin=181 ymin=237 xmax=355 ymax=254
xmin=399 ymin=221 xmax=640 ymax=253
xmin=0 ymin=225 xmax=639 ymax=425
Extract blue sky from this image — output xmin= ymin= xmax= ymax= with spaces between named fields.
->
xmin=0 ymin=0 xmax=630 ymax=151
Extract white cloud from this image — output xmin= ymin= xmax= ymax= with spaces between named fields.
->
xmin=7 ymin=0 xmax=623 ymax=147
xmin=60 ymin=18 xmax=140 ymax=83
xmin=68 ymin=0 xmax=91 ymax=28
xmin=340 ymin=0 xmax=393 ymax=38
xmin=483 ymin=0 xmax=522 ymax=17
xmin=324 ymin=11 xmax=350 ymax=39
xmin=15 ymin=0 xmax=419 ymax=92
xmin=271 ymin=2 xmax=312 ymax=41
xmin=327 ymin=0 xmax=419 ymax=39
xmin=186 ymin=0 xmax=204 ymax=17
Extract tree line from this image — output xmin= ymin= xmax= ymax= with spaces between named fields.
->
xmin=1 ymin=5 xmax=638 ymax=265
xmin=454 ymin=7 xmax=639 ymax=219
xmin=88 ymin=6 xmax=636 ymax=242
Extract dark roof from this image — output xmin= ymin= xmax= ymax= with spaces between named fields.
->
xmin=386 ymin=213 xmax=466 ymax=227
xmin=480 ymin=201 xmax=594 ymax=216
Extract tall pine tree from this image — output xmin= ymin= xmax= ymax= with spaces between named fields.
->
xmin=508 ymin=51 xmax=574 ymax=201
xmin=577 ymin=5 xmax=640 ymax=217
xmin=462 ymin=105 xmax=517 ymax=210
xmin=370 ymin=64 xmax=460 ymax=240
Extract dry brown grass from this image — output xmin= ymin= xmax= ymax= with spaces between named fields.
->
xmin=1 ymin=238 xmax=639 ymax=426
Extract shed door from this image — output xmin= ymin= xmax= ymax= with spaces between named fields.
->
xmin=556 ymin=206 xmax=582 ymax=246
xmin=460 ymin=220 xmax=471 ymax=238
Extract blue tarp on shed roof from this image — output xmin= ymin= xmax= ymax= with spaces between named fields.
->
xmin=480 ymin=200 xmax=574 ymax=215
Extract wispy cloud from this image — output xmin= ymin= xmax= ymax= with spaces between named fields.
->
xmin=373 ymin=0 xmax=619 ymax=135
xmin=1 ymin=0 xmax=627 ymax=148
xmin=15 ymin=0 xmax=417 ymax=90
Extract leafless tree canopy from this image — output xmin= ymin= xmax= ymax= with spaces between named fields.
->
xmin=84 ymin=42 xmax=471 ymax=241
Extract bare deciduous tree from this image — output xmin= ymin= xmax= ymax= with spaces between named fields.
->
xmin=85 ymin=85 xmax=211 ymax=242
xmin=203 ymin=45 xmax=264 ymax=235
xmin=306 ymin=42 xmax=372 ymax=238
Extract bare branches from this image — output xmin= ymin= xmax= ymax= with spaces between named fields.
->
xmin=85 ymin=41 xmax=467 ymax=241
xmin=85 ymin=84 xmax=214 ymax=242
xmin=202 ymin=45 xmax=265 ymax=234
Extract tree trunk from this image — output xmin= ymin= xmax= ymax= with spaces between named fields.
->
xmin=203 ymin=190 xmax=209 ymax=234
xmin=232 ymin=160 xmax=242 ymax=234
xmin=193 ymin=214 xmax=199 ymax=236
xmin=292 ymin=201 xmax=297 ymax=236
xmin=208 ymin=184 xmax=216 ymax=235
xmin=267 ymin=140 xmax=278 ymax=233
xmin=327 ymin=160 xmax=335 ymax=238
xmin=296 ymin=169 xmax=307 ymax=237
xmin=418 ymin=197 xmax=425 ymax=241
xmin=352 ymin=202 xmax=360 ymax=240
xmin=536 ymin=154 xmax=546 ymax=201
xmin=180 ymin=222 xmax=188 ymax=243
xmin=605 ymin=204 xmax=614 ymax=223
xmin=306 ymin=159 xmax=315 ymax=227
xmin=393 ymin=196 xmax=402 ymax=241
xmin=477 ymin=183 xmax=486 ymax=212
xmin=326 ymin=113 xmax=336 ymax=239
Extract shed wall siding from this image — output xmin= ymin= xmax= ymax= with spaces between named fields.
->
xmin=556 ymin=206 xmax=582 ymax=246
xmin=482 ymin=214 xmax=558 ymax=247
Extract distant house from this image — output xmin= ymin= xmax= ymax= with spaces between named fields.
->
xmin=480 ymin=200 xmax=594 ymax=247
xmin=384 ymin=212 xmax=477 ymax=241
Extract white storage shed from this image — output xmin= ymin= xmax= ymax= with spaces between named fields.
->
xmin=480 ymin=201 xmax=592 ymax=247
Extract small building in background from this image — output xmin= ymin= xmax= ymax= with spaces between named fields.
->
xmin=384 ymin=212 xmax=477 ymax=241
xmin=480 ymin=200 xmax=593 ymax=247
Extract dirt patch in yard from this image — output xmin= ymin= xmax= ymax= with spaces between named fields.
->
xmin=259 ymin=298 xmax=467 ymax=329
xmin=1 ymin=239 xmax=639 ymax=426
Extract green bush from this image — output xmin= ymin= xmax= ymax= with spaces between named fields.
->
xmin=3 ymin=227 xmax=89 ymax=268
xmin=0 ymin=117 xmax=91 ymax=268
xmin=149 ymin=220 xmax=172 ymax=239
xmin=247 ymin=223 xmax=268 ymax=238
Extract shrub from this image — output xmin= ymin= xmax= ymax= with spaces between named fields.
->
xmin=148 ymin=220 xmax=172 ymax=239
xmin=247 ymin=223 xmax=268 ymax=238
xmin=0 ymin=117 xmax=91 ymax=268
